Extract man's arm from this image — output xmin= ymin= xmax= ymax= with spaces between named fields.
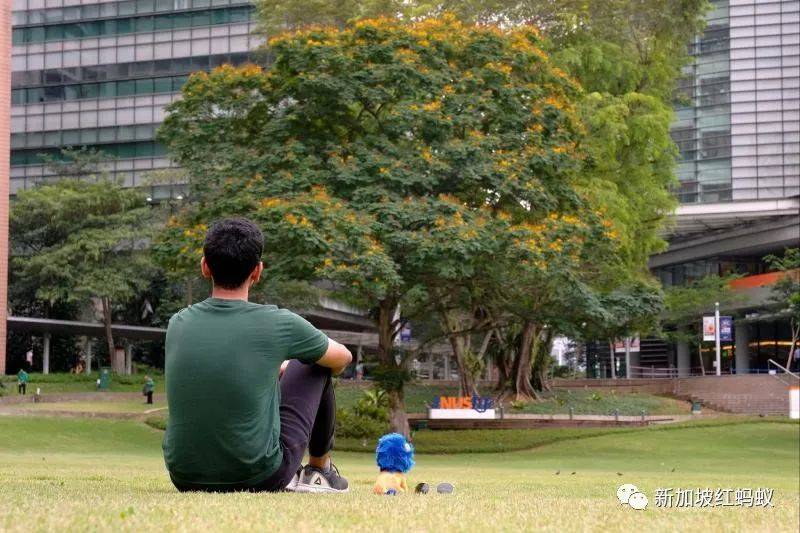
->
xmin=315 ymin=339 xmax=352 ymax=375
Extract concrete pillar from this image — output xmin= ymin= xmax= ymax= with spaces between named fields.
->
xmin=0 ymin=2 xmax=11 ymax=376
xmin=677 ymin=340 xmax=691 ymax=377
xmin=429 ymin=355 xmax=434 ymax=381
xmin=42 ymin=333 xmax=51 ymax=375
xmin=124 ymin=344 xmax=133 ymax=375
xmin=443 ymin=354 xmax=450 ymax=381
xmin=735 ymin=322 xmax=750 ymax=374
xmin=85 ymin=339 xmax=93 ymax=375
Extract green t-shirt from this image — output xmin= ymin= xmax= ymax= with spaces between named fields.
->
xmin=18 ymin=370 xmax=28 ymax=383
xmin=162 ymin=298 xmax=329 ymax=488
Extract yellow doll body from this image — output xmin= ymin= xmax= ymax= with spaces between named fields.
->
xmin=373 ymin=471 xmax=408 ymax=494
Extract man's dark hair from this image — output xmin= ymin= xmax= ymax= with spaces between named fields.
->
xmin=203 ymin=218 xmax=264 ymax=289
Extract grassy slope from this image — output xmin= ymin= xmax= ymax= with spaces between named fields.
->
xmin=0 ymin=417 xmax=797 ymax=532
xmin=335 ymin=382 xmax=690 ymax=415
xmin=3 ymin=375 xmax=690 ymax=415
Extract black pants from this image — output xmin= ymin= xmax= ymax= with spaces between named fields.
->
xmin=176 ymin=360 xmax=336 ymax=493
xmin=146 ymin=391 xmax=153 ymax=404
xmin=18 ymin=383 xmax=26 ymax=395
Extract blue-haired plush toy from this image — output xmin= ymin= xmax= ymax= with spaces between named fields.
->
xmin=373 ymin=433 xmax=415 ymax=495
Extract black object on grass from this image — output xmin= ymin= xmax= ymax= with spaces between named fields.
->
xmin=415 ymin=483 xmax=430 ymax=494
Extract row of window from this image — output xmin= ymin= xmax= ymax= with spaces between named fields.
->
xmin=11 ymin=124 xmax=159 ymax=150
xmin=13 ymin=6 xmax=253 ymax=44
xmin=13 ymin=75 xmax=189 ymax=104
xmin=12 ymin=52 xmax=250 ymax=88
xmin=11 ymin=141 xmax=167 ymax=166
xmin=13 ymin=0 xmax=248 ymax=26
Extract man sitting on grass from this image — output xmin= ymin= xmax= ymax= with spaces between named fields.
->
xmin=163 ymin=218 xmax=352 ymax=493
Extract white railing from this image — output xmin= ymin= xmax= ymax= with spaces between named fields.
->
xmin=767 ymin=359 xmax=800 ymax=386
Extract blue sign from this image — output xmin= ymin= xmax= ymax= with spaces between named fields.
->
xmin=719 ymin=316 xmax=733 ymax=342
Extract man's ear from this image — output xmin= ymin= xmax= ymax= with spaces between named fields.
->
xmin=200 ymin=256 xmax=213 ymax=280
xmin=250 ymin=261 xmax=264 ymax=286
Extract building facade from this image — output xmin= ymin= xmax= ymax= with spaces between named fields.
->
xmin=651 ymin=0 xmax=800 ymax=376
xmin=673 ymin=0 xmax=799 ymax=203
xmin=9 ymin=0 xmax=261 ymax=197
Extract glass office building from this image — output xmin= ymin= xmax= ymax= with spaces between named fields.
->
xmin=9 ymin=0 xmax=261 ymax=195
xmin=672 ymin=0 xmax=799 ymax=204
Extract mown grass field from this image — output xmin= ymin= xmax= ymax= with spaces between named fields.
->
xmin=0 ymin=416 xmax=797 ymax=532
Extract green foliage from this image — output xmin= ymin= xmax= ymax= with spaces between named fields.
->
xmin=370 ymin=363 xmax=412 ymax=393
xmin=663 ymin=275 xmax=743 ymax=329
xmin=335 ymin=387 xmax=390 ymax=439
xmin=764 ymin=248 xmax=800 ymax=318
xmin=10 ymin=179 xmax=156 ymax=310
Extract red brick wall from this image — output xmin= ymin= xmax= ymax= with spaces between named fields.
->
xmin=0 ymin=1 xmax=10 ymax=374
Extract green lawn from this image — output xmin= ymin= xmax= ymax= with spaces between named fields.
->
xmin=2 ymin=400 xmax=166 ymax=414
xmin=0 ymin=416 xmax=797 ymax=532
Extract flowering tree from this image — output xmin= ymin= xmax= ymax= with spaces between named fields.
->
xmin=159 ymin=16 xmax=589 ymax=432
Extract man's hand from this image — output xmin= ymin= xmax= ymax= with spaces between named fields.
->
xmin=279 ymin=360 xmax=290 ymax=378
xmin=316 ymin=339 xmax=353 ymax=375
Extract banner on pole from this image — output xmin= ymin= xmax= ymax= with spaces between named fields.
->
xmin=719 ymin=316 xmax=733 ymax=342
xmin=702 ymin=316 xmax=716 ymax=341
xmin=614 ymin=336 xmax=641 ymax=353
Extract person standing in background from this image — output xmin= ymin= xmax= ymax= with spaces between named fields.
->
xmin=17 ymin=368 xmax=28 ymax=395
xmin=143 ymin=375 xmax=155 ymax=405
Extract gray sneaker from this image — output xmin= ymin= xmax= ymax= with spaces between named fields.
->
xmin=284 ymin=468 xmax=302 ymax=492
xmin=294 ymin=463 xmax=349 ymax=493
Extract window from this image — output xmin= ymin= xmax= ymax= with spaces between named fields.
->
xmin=99 ymin=82 xmax=116 ymax=98
xmin=136 ymin=78 xmax=155 ymax=94
xmin=119 ymin=1 xmax=138 ymax=16
xmin=45 ymin=25 xmax=64 ymax=41
xmin=63 ymin=7 xmax=81 ymax=21
xmin=81 ymin=129 xmax=99 ymax=144
xmin=118 ymin=19 xmax=134 ymax=34
xmin=118 ymin=126 xmax=137 ymax=142
xmin=11 ymin=90 xmax=25 ymax=105
xmin=81 ymin=84 xmax=100 ymax=99
xmin=154 ymin=77 xmax=173 ymax=93
xmin=63 ymin=130 xmax=81 ymax=145
xmin=117 ymin=81 xmax=137 ymax=97
xmin=154 ymin=15 xmax=173 ymax=30
xmin=101 ymin=20 xmax=118 ymax=34
xmin=82 ymin=4 xmax=101 ymax=18
xmin=43 ymin=86 xmax=64 ymax=101
xmin=172 ymin=75 xmax=190 ymax=91
xmin=192 ymin=10 xmax=212 ymax=26
xmin=230 ymin=6 xmax=250 ymax=23
xmin=64 ymin=85 xmax=81 ymax=100
xmin=135 ymin=16 xmax=155 ymax=32
xmin=44 ymin=131 xmax=61 ymax=146
xmin=100 ymin=3 xmax=118 ymax=17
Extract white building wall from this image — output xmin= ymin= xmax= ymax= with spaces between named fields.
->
xmin=729 ymin=0 xmax=800 ymax=200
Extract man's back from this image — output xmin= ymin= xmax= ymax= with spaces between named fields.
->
xmin=163 ymin=298 xmax=327 ymax=488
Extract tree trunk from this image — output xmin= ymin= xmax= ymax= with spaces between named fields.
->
xmin=785 ymin=317 xmax=798 ymax=370
xmin=186 ymin=279 xmax=193 ymax=307
xmin=377 ymin=299 xmax=409 ymax=437
xmin=448 ymin=334 xmax=476 ymax=397
xmin=101 ymin=296 xmax=115 ymax=367
xmin=532 ymin=329 xmax=554 ymax=392
xmin=510 ymin=321 xmax=537 ymax=401
xmin=493 ymin=329 xmax=511 ymax=391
